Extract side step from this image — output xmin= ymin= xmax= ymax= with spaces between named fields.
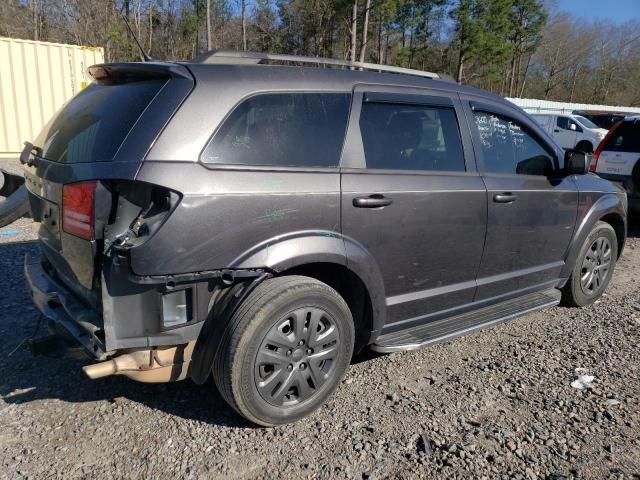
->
xmin=372 ymin=289 xmax=561 ymax=353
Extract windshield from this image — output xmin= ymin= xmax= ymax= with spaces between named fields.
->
xmin=574 ymin=115 xmax=599 ymax=130
xmin=35 ymin=79 xmax=166 ymax=163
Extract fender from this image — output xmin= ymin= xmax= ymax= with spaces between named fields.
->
xmin=561 ymin=193 xmax=627 ymax=279
xmin=231 ymin=230 xmax=387 ymax=335
xmin=189 ymin=231 xmax=387 ymax=384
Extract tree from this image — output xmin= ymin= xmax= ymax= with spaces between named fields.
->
xmin=450 ymin=0 xmax=513 ymax=87
xmin=505 ymin=0 xmax=546 ymax=97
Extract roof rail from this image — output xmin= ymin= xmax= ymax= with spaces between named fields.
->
xmin=190 ymin=50 xmax=440 ymax=80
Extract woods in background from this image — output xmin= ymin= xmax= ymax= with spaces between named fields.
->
xmin=1 ymin=0 xmax=639 ymax=106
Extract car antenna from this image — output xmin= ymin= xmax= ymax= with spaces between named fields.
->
xmin=120 ymin=12 xmax=152 ymax=62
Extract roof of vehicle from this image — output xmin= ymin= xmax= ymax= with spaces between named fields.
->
xmin=92 ymin=51 xmax=518 ymax=112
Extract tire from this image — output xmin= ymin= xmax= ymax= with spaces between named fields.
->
xmin=632 ymin=159 xmax=640 ymax=192
xmin=575 ymin=141 xmax=593 ymax=153
xmin=212 ymin=275 xmax=354 ymax=426
xmin=0 ymin=184 xmax=29 ymax=228
xmin=562 ymin=221 xmax=617 ymax=307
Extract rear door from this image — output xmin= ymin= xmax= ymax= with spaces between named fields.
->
xmin=464 ymin=98 xmax=578 ymax=300
xmin=595 ymin=119 xmax=640 ymax=177
xmin=341 ymin=85 xmax=487 ymax=328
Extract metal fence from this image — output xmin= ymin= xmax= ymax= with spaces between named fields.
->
xmin=0 ymin=37 xmax=104 ymax=157
xmin=506 ymin=97 xmax=640 ymax=115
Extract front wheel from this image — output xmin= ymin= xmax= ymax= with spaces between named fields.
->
xmin=212 ymin=275 xmax=354 ymax=426
xmin=562 ymin=221 xmax=617 ymax=307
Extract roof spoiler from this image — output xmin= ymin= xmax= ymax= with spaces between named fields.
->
xmin=88 ymin=63 xmax=192 ymax=84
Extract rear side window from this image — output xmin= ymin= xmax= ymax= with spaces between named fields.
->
xmin=37 ymin=80 xmax=166 ymax=163
xmin=473 ymin=111 xmax=555 ymax=176
xmin=201 ymin=93 xmax=351 ymax=168
xmin=604 ymin=121 xmax=640 ymax=152
xmin=359 ymin=102 xmax=465 ymax=171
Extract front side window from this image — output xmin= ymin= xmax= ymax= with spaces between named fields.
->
xmin=557 ymin=116 xmax=570 ymax=130
xmin=359 ymin=102 xmax=465 ymax=171
xmin=473 ymin=111 xmax=555 ymax=176
xmin=201 ymin=93 xmax=351 ymax=167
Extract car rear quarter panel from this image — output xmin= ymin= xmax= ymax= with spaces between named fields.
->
xmin=560 ymin=174 xmax=627 ymax=279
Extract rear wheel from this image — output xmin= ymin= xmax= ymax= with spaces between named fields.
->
xmin=562 ymin=221 xmax=617 ymax=307
xmin=212 ymin=275 xmax=354 ymax=426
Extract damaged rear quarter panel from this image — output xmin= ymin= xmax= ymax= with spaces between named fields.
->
xmin=130 ymin=162 xmax=342 ymax=275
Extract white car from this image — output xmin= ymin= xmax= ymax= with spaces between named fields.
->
xmin=530 ymin=113 xmax=608 ymax=153
xmin=591 ymin=115 xmax=640 ymax=212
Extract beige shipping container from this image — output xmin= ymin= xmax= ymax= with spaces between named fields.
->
xmin=0 ymin=37 xmax=104 ymax=158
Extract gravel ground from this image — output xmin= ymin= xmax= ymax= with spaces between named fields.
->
xmin=0 ymin=219 xmax=639 ymax=479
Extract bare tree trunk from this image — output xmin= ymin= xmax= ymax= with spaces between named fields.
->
xmin=206 ymin=0 xmax=212 ymax=50
xmin=358 ymin=0 xmax=371 ymax=63
xmin=148 ymin=4 xmax=153 ymax=54
xmin=241 ymin=0 xmax=247 ymax=51
xmin=377 ymin=13 xmax=384 ymax=64
xmin=519 ymin=54 xmax=532 ymax=98
xmin=350 ymin=0 xmax=358 ymax=63
xmin=136 ymin=0 xmax=142 ymax=40
xmin=508 ymin=52 xmax=518 ymax=97
xmin=456 ymin=53 xmax=464 ymax=83
xmin=32 ymin=0 xmax=38 ymax=40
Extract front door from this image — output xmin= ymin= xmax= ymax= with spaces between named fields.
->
xmin=554 ymin=115 xmax=579 ymax=149
xmin=466 ymin=99 xmax=579 ymax=300
xmin=341 ymin=86 xmax=487 ymax=328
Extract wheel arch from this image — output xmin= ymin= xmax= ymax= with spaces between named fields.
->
xmin=561 ymin=194 xmax=627 ymax=279
xmin=230 ymin=230 xmax=386 ymax=340
xmin=575 ymin=140 xmax=594 ymax=153
xmin=190 ymin=231 xmax=386 ymax=384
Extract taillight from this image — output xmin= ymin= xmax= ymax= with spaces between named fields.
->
xmin=590 ymin=120 xmax=622 ymax=173
xmin=62 ymin=181 xmax=97 ymax=240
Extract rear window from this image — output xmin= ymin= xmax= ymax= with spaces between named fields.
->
xmin=201 ymin=93 xmax=351 ymax=168
xmin=604 ymin=120 xmax=640 ymax=152
xmin=36 ymin=80 xmax=165 ymax=163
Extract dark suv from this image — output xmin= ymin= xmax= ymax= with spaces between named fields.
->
xmin=22 ymin=51 xmax=627 ymax=426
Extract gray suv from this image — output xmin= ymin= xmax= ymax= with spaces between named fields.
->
xmin=22 ymin=51 xmax=627 ymax=426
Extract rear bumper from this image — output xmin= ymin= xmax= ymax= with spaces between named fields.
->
xmin=24 ymin=252 xmax=108 ymax=360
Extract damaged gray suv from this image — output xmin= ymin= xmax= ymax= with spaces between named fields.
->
xmin=22 ymin=51 xmax=627 ymax=426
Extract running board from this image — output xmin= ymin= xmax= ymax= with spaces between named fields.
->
xmin=372 ymin=289 xmax=561 ymax=353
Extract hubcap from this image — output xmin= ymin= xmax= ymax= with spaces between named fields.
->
xmin=580 ymin=236 xmax=612 ymax=295
xmin=254 ymin=307 xmax=339 ymax=407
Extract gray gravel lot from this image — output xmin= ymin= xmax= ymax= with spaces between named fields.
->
xmin=0 ymin=218 xmax=639 ymax=479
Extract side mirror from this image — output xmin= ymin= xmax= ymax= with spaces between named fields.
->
xmin=570 ymin=123 xmax=577 ymax=131
xmin=565 ymin=149 xmax=589 ymax=175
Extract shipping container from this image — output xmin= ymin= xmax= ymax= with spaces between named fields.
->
xmin=0 ymin=37 xmax=104 ymax=157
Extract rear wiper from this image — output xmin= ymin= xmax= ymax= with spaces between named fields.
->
xmin=19 ymin=142 xmax=42 ymax=166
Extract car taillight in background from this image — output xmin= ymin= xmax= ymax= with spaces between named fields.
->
xmin=590 ymin=120 xmax=623 ymax=173
xmin=62 ymin=181 xmax=97 ymax=240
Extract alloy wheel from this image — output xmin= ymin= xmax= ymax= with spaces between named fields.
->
xmin=580 ymin=236 xmax=612 ymax=295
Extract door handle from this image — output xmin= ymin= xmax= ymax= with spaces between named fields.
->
xmin=554 ymin=129 xmax=560 ymax=133
xmin=493 ymin=193 xmax=517 ymax=203
xmin=353 ymin=194 xmax=393 ymax=208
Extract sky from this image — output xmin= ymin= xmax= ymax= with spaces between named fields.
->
xmin=557 ymin=0 xmax=640 ymax=24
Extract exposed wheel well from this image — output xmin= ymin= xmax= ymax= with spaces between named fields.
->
xmin=277 ymin=263 xmax=374 ymax=354
xmin=600 ymin=213 xmax=625 ymax=257
xmin=575 ymin=140 xmax=593 ymax=153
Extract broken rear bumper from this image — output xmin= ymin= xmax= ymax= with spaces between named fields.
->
xmin=24 ymin=252 xmax=108 ymax=360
